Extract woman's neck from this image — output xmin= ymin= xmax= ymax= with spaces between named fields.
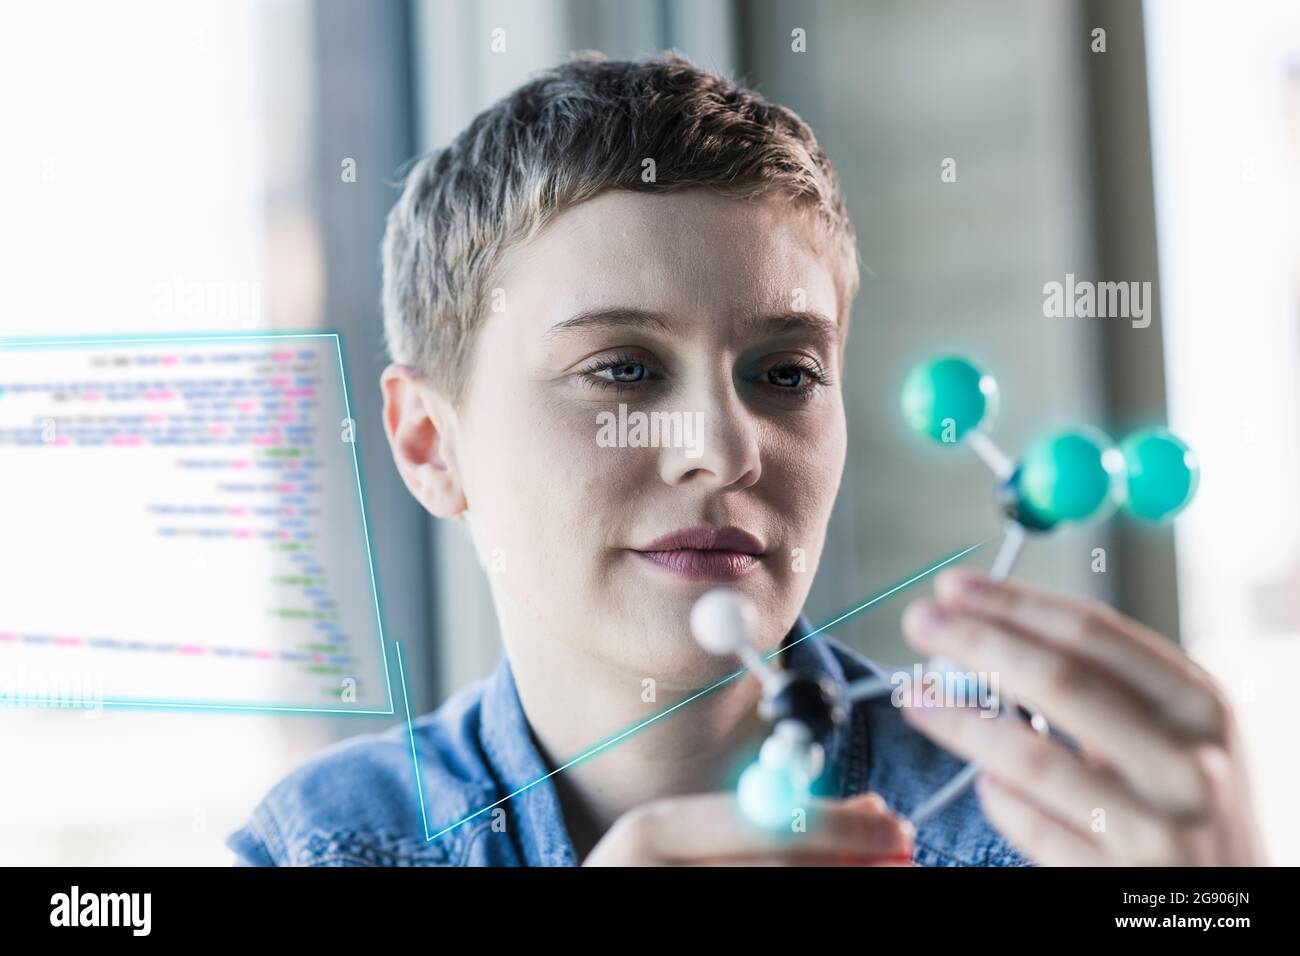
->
xmin=500 ymin=610 xmax=770 ymax=861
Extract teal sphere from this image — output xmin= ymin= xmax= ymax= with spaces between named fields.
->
xmin=901 ymin=356 xmax=998 ymax=445
xmin=737 ymin=760 xmax=805 ymax=831
xmin=1017 ymin=427 xmax=1125 ymax=524
xmin=1120 ymin=427 xmax=1199 ymax=521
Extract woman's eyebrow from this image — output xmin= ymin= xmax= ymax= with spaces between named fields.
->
xmin=541 ymin=308 xmax=839 ymax=345
xmin=746 ymin=311 xmax=841 ymax=347
xmin=541 ymin=308 xmax=676 ymax=341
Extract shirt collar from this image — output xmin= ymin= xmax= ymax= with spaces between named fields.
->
xmin=479 ymin=610 xmax=865 ymax=865
xmin=479 ymin=652 xmax=578 ymax=866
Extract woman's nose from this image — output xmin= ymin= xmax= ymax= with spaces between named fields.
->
xmin=656 ymin=380 xmax=762 ymax=490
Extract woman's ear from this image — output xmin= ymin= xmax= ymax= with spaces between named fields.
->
xmin=380 ymin=363 xmax=468 ymax=518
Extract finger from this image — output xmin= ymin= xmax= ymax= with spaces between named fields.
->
xmin=902 ymin=600 xmax=1214 ymax=818
xmin=900 ymin=697 xmax=1190 ymax=864
xmin=933 ymin=569 xmax=1225 ymax=739
xmin=973 ymin=774 xmax=1107 ymax=866
xmin=634 ymin=791 xmax=913 ymax=863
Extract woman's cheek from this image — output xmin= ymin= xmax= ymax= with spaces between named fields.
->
xmin=769 ymin=402 xmax=845 ymax=568
xmin=771 ymin=399 xmax=846 ymax=496
xmin=516 ymin=400 xmax=637 ymax=536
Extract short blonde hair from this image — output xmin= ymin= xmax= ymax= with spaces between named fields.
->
xmin=381 ymin=51 xmax=859 ymax=405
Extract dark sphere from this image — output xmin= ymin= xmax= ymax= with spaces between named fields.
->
xmin=998 ymin=466 xmax=1058 ymax=533
xmin=761 ymin=672 xmax=849 ymax=742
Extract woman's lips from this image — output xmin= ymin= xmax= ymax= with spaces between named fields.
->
xmin=635 ymin=549 xmax=760 ymax=581
xmin=633 ymin=525 xmax=765 ymax=581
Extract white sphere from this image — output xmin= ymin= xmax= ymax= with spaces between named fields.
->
xmin=690 ymin=588 xmax=757 ymax=656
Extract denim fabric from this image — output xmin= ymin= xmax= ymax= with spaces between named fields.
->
xmin=228 ymin=613 xmax=1034 ymax=867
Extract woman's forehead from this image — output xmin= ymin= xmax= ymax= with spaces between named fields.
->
xmin=496 ymin=191 xmax=842 ymax=335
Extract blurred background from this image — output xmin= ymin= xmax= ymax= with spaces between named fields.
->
xmin=1 ymin=0 xmax=1298 ymax=864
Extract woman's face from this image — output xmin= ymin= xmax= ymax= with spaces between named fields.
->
xmin=455 ymin=189 xmax=848 ymax=687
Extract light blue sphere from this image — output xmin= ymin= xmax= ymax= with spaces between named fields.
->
xmin=1120 ymin=427 xmax=1200 ymax=521
xmin=1016 ymin=426 xmax=1125 ymax=524
xmin=737 ymin=760 xmax=806 ymax=831
xmin=901 ymin=356 xmax=999 ymax=445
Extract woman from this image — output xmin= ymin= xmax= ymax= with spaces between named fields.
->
xmin=228 ymin=52 xmax=1265 ymax=867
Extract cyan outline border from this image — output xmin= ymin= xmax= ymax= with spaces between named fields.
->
xmin=0 ymin=330 xmax=395 ymax=716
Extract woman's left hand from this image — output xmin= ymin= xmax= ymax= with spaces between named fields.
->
xmin=899 ymin=567 xmax=1268 ymax=866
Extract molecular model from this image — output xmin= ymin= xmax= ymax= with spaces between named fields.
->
xmin=690 ymin=354 xmax=1200 ymax=832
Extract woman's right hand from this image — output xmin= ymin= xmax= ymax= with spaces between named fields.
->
xmin=583 ymin=791 xmax=915 ymax=866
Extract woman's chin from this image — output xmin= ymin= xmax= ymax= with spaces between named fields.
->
xmin=592 ymin=582 xmax=794 ymax=687
xmin=607 ymin=636 xmax=753 ymax=692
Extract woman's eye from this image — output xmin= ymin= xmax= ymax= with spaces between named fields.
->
xmin=765 ymin=361 xmax=828 ymax=393
xmin=575 ymin=354 xmax=657 ymax=392
xmin=767 ymin=365 xmax=807 ymax=389
xmin=598 ymin=361 xmax=646 ymax=384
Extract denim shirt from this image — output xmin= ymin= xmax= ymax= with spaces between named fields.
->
xmin=228 ymin=614 xmax=1034 ymax=867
